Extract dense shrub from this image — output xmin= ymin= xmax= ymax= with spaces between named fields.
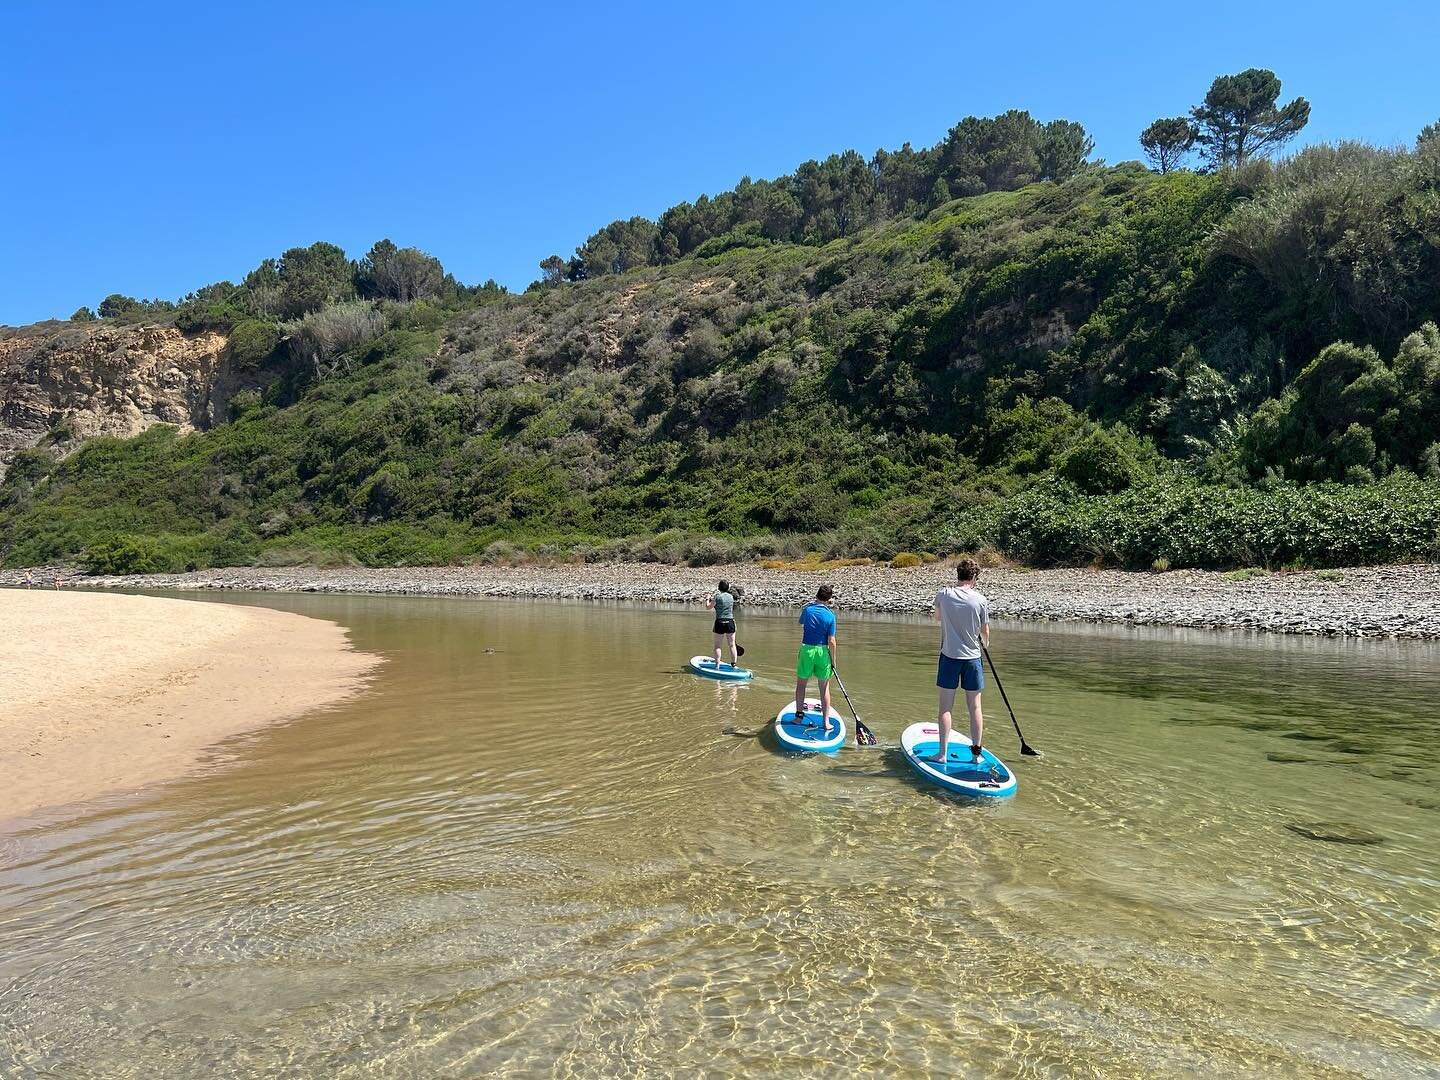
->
xmin=282 ymin=302 xmax=387 ymax=375
xmin=995 ymin=475 xmax=1440 ymax=569
xmin=1055 ymin=428 xmax=1146 ymax=493
xmin=229 ymin=318 xmax=282 ymax=369
xmin=1240 ymin=325 xmax=1440 ymax=482
xmin=1215 ymin=143 xmax=1440 ymax=356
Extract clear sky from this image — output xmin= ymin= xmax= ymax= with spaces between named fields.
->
xmin=2 ymin=0 xmax=1436 ymax=325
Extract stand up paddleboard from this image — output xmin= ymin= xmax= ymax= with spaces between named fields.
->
xmin=772 ymin=698 xmax=846 ymax=754
xmin=901 ymin=722 xmax=1017 ymax=798
xmin=688 ymin=655 xmax=754 ymax=681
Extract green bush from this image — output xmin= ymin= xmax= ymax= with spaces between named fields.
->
xmin=891 ymin=552 xmax=922 ymax=568
xmin=1055 ymin=428 xmax=1146 ymax=494
xmin=84 ymin=534 xmax=179 ymax=575
xmin=228 ymin=318 xmax=282 ymax=368
xmin=995 ymin=475 xmax=1440 ymax=569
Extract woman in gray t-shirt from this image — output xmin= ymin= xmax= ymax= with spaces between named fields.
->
xmin=705 ymin=579 xmax=740 ymax=669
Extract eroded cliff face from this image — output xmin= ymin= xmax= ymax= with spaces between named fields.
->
xmin=0 ymin=323 xmax=231 ymax=479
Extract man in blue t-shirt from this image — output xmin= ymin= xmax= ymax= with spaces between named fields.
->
xmin=794 ymin=585 xmax=838 ymax=731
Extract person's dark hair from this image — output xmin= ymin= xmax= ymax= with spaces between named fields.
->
xmin=816 ymin=584 xmax=834 ymax=602
xmin=717 ymin=579 xmax=729 ymax=594
xmin=957 ymin=558 xmax=981 ymax=582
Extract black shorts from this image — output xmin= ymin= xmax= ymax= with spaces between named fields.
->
xmin=713 ymin=618 xmax=736 ymax=635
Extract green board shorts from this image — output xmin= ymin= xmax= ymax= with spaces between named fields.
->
xmin=796 ymin=644 xmax=833 ymax=680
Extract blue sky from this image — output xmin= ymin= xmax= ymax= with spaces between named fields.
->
xmin=2 ymin=0 xmax=1436 ymax=325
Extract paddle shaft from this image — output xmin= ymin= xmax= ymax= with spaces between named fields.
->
xmin=829 ymin=654 xmax=877 ymax=746
xmin=981 ymin=644 xmax=1038 ymax=756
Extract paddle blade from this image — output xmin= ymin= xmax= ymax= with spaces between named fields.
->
xmin=737 ymin=645 xmax=746 ymax=658
xmin=1020 ymin=741 xmax=1040 ymax=756
xmin=854 ymin=719 xmax=878 ymax=747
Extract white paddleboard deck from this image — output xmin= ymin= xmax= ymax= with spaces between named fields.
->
xmin=689 ymin=655 xmax=753 ymax=681
xmin=901 ymin=722 xmax=1017 ymax=798
xmin=773 ymin=698 xmax=846 ymax=753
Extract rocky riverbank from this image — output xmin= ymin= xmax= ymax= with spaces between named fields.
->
xmin=6 ymin=561 xmax=1439 ymax=639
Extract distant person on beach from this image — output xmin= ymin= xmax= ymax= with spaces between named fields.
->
xmin=705 ymin=579 xmax=739 ymax=668
xmin=53 ymin=573 xmax=62 ymax=590
xmin=925 ymin=558 xmax=990 ymax=764
xmin=24 ymin=570 xmax=33 ymax=589
xmin=794 ymin=585 xmax=837 ymax=730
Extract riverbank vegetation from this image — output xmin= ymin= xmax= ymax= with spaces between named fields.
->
xmin=3 ymin=70 xmax=1438 ymax=573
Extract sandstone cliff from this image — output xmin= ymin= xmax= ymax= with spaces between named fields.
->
xmin=0 ymin=323 xmax=232 ymax=479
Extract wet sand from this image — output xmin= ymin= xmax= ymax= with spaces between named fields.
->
xmin=0 ymin=589 xmax=378 ymax=823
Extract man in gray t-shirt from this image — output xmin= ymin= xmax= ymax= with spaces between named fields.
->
xmin=926 ymin=558 xmax=990 ymax=764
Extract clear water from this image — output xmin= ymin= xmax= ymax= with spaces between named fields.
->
xmin=2 ymin=595 xmax=1438 ymax=1078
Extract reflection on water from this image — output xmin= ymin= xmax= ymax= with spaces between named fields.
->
xmin=3 ymin=596 xmax=1438 ymax=1077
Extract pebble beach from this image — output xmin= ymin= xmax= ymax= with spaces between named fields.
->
xmin=9 ymin=560 xmax=1439 ymax=639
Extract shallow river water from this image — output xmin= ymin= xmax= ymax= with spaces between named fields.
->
xmin=2 ymin=594 xmax=1438 ymax=1078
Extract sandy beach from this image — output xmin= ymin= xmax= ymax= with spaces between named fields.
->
xmin=0 ymin=589 xmax=378 ymax=823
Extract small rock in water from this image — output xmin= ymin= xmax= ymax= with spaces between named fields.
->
xmin=1285 ymin=821 xmax=1385 ymax=846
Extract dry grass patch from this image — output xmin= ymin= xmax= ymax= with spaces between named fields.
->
xmin=758 ymin=554 xmax=875 ymax=571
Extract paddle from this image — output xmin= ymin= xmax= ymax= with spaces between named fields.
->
xmin=830 ymin=664 xmax=877 ymax=747
xmin=982 ymin=644 xmax=1038 ymax=757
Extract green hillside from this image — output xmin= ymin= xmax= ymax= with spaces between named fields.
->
xmin=4 ymin=101 xmax=1440 ymax=573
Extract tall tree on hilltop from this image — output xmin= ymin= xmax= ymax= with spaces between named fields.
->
xmin=1419 ymin=120 xmax=1440 ymax=150
xmin=574 ymin=217 xmax=659 ymax=278
xmin=98 ymin=294 xmax=142 ymax=319
xmin=1139 ymin=117 xmax=1196 ymax=173
xmin=1038 ymin=120 xmax=1095 ymax=182
xmin=1190 ymin=68 xmax=1309 ymax=169
xmin=539 ymin=255 xmax=567 ymax=286
xmin=356 ymin=239 xmax=445 ymax=302
xmin=274 ymin=242 xmax=354 ymax=317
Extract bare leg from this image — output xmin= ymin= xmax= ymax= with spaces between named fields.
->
xmin=726 ymin=631 xmax=738 ymax=666
xmin=794 ymin=678 xmax=808 ymax=721
xmin=966 ymin=690 xmax=984 ymax=757
xmin=926 ymin=686 xmax=958 ymax=761
xmin=713 ymin=633 xmax=724 ymax=666
xmin=818 ymin=679 xmax=832 ymax=731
